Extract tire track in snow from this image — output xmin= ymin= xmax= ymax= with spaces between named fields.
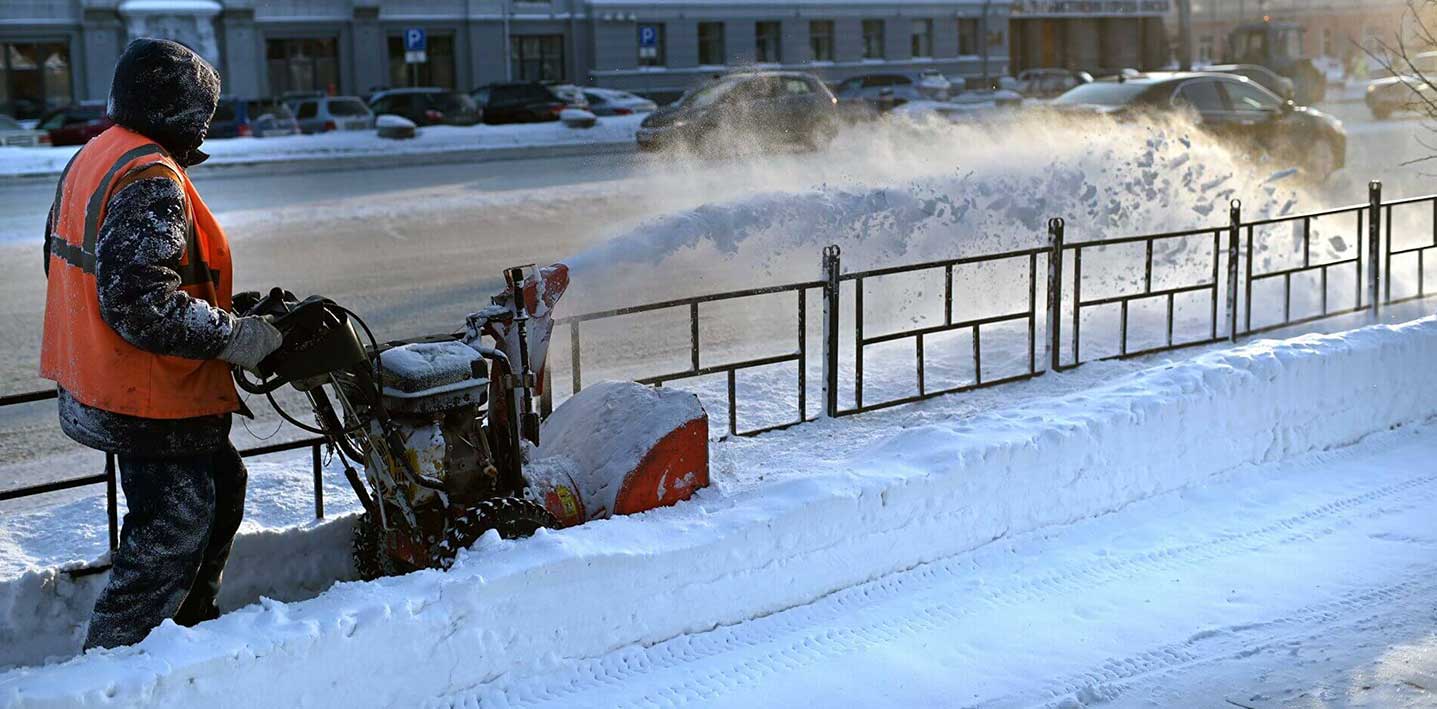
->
xmin=1020 ymin=575 xmax=1437 ymax=709
xmin=432 ymin=468 xmax=1437 ymax=709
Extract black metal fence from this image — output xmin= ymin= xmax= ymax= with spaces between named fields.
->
xmin=4 ymin=179 xmax=1436 ymax=575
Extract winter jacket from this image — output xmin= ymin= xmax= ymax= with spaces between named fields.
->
xmin=44 ymin=38 xmax=237 ymax=456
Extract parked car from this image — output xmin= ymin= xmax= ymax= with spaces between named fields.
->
xmin=208 ymin=97 xmax=300 ymax=139
xmin=292 ymin=96 xmax=374 ymax=134
xmin=36 ymin=102 xmax=112 ymax=146
xmin=1204 ymin=63 xmax=1295 ymax=101
xmin=368 ymin=87 xmax=482 ymax=126
xmin=582 ymin=88 xmax=658 ymax=116
xmin=1014 ymin=68 xmax=1094 ymax=99
xmin=831 ymin=74 xmax=929 ymax=119
xmin=471 ymin=82 xmax=589 ymax=124
xmin=636 ymin=71 xmax=838 ymax=153
xmin=1051 ymin=72 xmax=1346 ymax=178
xmin=0 ymin=114 xmax=50 ymax=147
xmin=1365 ymin=50 xmax=1437 ymax=119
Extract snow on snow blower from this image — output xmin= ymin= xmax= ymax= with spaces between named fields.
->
xmin=232 ymin=264 xmax=710 ymax=578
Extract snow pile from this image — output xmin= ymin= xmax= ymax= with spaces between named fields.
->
xmin=5 ymin=316 xmax=1437 ymax=707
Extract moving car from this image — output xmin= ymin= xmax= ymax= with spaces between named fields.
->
xmin=1051 ymin=72 xmax=1346 ymax=178
xmin=1014 ymin=68 xmax=1094 ymax=99
xmin=292 ymin=96 xmax=374 ymax=134
xmin=1365 ymin=51 xmax=1437 ymax=119
xmin=35 ymin=102 xmax=112 ymax=146
xmin=368 ymin=88 xmax=482 ymax=126
xmin=208 ymin=97 xmax=300 ymax=139
xmin=636 ymin=71 xmax=837 ymax=153
xmin=471 ymin=82 xmax=589 ymax=124
xmin=0 ymin=114 xmax=50 ymax=146
xmin=1204 ymin=64 xmax=1295 ymax=101
xmin=582 ymin=88 xmax=658 ymax=116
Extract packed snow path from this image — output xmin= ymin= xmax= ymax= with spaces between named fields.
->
xmin=452 ymin=421 xmax=1437 ymax=709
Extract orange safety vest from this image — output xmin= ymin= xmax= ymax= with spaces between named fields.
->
xmin=40 ymin=125 xmax=239 ymax=419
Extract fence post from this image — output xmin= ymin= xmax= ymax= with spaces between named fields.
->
xmin=1046 ymin=218 xmax=1064 ymax=372
xmin=1369 ymin=180 xmax=1382 ymax=318
xmin=105 ymin=453 xmax=119 ymax=554
xmin=312 ymin=443 xmax=325 ymax=520
xmin=1227 ymin=199 xmax=1242 ymax=341
xmin=821 ymin=245 xmax=841 ymax=417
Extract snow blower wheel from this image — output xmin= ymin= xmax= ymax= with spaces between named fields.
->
xmin=436 ymin=497 xmax=558 ymax=570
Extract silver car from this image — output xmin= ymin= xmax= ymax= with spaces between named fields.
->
xmin=0 ymin=114 xmax=50 ymax=147
xmin=583 ymin=88 xmax=658 ymax=116
xmin=292 ymin=96 xmax=374 ymax=134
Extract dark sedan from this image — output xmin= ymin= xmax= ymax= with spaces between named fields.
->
xmin=368 ymin=88 xmax=482 ymax=126
xmin=636 ymin=71 xmax=838 ymax=153
xmin=471 ymin=82 xmax=587 ymax=124
xmin=1051 ymin=72 xmax=1346 ymax=179
xmin=36 ymin=102 xmax=112 ymax=146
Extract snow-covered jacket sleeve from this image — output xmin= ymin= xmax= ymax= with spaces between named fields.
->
xmin=93 ymin=176 xmax=235 ymax=360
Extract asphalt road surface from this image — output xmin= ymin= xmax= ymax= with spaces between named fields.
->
xmin=0 ymin=103 xmax=1427 ymax=492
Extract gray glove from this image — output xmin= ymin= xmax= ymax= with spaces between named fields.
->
xmin=218 ymin=315 xmax=283 ymax=371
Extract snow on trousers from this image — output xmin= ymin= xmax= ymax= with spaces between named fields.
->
xmin=84 ymin=442 xmax=247 ymax=650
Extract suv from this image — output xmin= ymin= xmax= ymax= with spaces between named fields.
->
xmin=637 ymin=71 xmax=838 ymax=152
xmin=36 ymin=102 xmax=112 ymax=146
xmin=472 ymin=82 xmax=588 ymax=124
xmin=208 ymin=97 xmax=300 ymax=139
xmin=292 ymin=96 xmax=374 ymax=134
xmin=368 ymin=88 xmax=482 ymax=126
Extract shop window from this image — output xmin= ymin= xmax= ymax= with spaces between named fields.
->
xmin=911 ymin=19 xmax=933 ymax=58
xmin=958 ymin=19 xmax=979 ymax=56
xmin=512 ymin=35 xmax=565 ymax=81
xmin=266 ymin=37 xmax=339 ymax=96
xmin=698 ymin=22 xmax=726 ymax=66
xmin=810 ymin=20 xmax=834 ymax=62
xmin=1 ymin=42 xmax=72 ymax=120
xmin=755 ymin=21 xmax=782 ymax=64
xmin=863 ymin=20 xmax=885 ymax=60
xmin=387 ymin=33 xmax=455 ymax=89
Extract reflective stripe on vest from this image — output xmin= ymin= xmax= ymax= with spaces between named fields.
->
xmin=39 ymin=126 xmax=238 ymax=420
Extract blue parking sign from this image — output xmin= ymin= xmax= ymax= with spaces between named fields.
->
xmin=404 ymin=28 xmax=427 ymax=52
xmin=639 ymin=25 xmax=658 ymax=48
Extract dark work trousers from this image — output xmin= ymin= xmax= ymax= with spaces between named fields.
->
xmin=83 ymin=442 xmax=247 ymax=650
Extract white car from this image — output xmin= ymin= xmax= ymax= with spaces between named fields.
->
xmin=583 ymin=88 xmax=658 ymax=116
xmin=0 ymin=114 xmax=50 ymax=147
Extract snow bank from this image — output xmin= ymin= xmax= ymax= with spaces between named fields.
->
xmin=5 ymin=316 xmax=1437 ymax=707
xmin=0 ymin=116 xmax=644 ymax=177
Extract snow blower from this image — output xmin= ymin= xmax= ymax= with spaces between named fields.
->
xmin=233 ymin=264 xmax=710 ymax=578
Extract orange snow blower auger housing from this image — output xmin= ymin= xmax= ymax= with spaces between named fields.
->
xmin=232 ymin=264 xmax=709 ymax=578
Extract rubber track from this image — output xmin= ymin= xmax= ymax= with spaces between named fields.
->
xmin=431 ymin=466 xmax=1437 ymax=709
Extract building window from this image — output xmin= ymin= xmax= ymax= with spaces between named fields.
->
xmin=1322 ymin=28 xmax=1334 ymax=57
xmin=386 ymin=33 xmax=455 ymax=89
xmin=911 ymin=19 xmax=933 ymax=58
xmin=755 ymin=21 xmax=782 ymax=64
xmin=512 ymin=35 xmax=565 ymax=81
xmin=862 ymin=20 xmax=885 ymax=60
xmin=1 ymin=41 xmax=72 ymax=120
xmin=638 ymin=24 xmax=665 ymax=66
xmin=1198 ymin=35 xmax=1214 ymax=63
xmin=266 ymin=38 xmax=339 ymax=97
xmin=958 ymin=19 xmax=979 ymax=56
xmin=810 ymin=20 xmax=834 ymax=62
xmin=698 ymin=22 xmax=725 ymax=66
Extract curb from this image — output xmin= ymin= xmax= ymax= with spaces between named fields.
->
xmin=0 ymin=139 xmax=639 ymax=186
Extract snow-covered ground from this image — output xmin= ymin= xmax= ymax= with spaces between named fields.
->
xmin=3 ymin=313 xmax=1437 ymax=707
xmin=0 ymin=116 xmax=645 ymax=177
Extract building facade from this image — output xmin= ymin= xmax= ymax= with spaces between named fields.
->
xmin=3 ymin=0 xmax=1169 ymax=120
xmin=1008 ymin=0 xmax=1172 ymax=74
xmin=1180 ymin=0 xmax=1410 ymax=68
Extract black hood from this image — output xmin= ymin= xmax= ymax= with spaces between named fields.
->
xmin=107 ymin=38 xmax=220 ymax=167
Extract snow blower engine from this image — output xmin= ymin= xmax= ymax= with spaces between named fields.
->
xmin=233 ymin=264 xmax=710 ymax=578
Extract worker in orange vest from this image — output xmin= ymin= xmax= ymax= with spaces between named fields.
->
xmin=40 ymin=38 xmax=283 ymax=650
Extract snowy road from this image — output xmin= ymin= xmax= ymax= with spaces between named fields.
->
xmin=453 ymin=421 xmax=1437 ymax=709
